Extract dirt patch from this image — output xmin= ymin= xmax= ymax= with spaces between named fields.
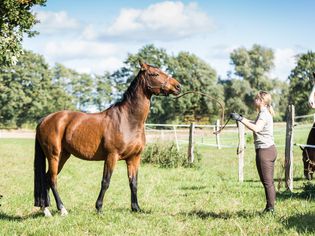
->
xmin=0 ymin=129 xmax=35 ymax=139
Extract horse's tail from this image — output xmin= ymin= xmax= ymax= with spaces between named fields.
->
xmin=34 ymin=133 xmax=50 ymax=207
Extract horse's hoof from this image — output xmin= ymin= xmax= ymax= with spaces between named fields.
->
xmin=42 ymin=207 xmax=52 ymax=217
xmin=60 ymin=207 xmax=68 ymax=216
xmin=131 ymin=205 xmax=142 ymax=212
xmin=96 ymin=208 xmax=103 ymax=214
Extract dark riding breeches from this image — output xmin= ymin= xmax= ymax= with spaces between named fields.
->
xmin=255 ymin=145 xmax=277 ymax=209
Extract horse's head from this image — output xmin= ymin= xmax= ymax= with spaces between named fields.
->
xmin=308 ymin=72 xmax=315 ymax=108
xmin=301 ymin=146 xmax=315 ymax=180
xmin=140 ymin=61 xmax=181 ymax=96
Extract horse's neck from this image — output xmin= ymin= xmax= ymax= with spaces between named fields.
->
xmin=125 ymin=95 xmax=151 ymax=123
xmin=120 ymin=80 xmax=151 ymax=124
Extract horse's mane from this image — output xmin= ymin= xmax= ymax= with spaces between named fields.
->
xmin=104 ymin=72 xmax=145 ymax=111
xmin=110 ymin=65 xmax=158 ymax=108
xmin=121 ymin=71 xmax=146 ymax=103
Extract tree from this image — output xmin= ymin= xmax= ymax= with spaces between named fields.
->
xmin=230 ymin=44 xmax=274 ymax=91
xmin=167 ymin=52 xmax=223 ymax=123
xmin=228 ymin=44 xmax=288 ymax=120
xmin=94 ymin=72 xmax=113 ymax=111
xmin=52 ymin=64 xmax=98 ymax=112
xmin=220 ymin=78 xmax=252 ymax=116
xmin=269 ymin=79 xmax=289 ymax=121
xmin=71 ymin=73 xmax=94 ymax=111
xmin=288 ymin=51 xmax=315 ymax=116
xmin=0 ymin=51 xmax=74 ymax=127
xmin=0 ymin=0 xmax=46 ymax=66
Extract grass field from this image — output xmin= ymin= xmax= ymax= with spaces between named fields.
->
xmin=0 ymin=131 xmax=315 ymax=235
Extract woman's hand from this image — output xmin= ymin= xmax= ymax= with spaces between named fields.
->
xmin=230 ymin=113 xmax=243 ymax=121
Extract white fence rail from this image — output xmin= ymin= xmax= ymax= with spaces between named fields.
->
xmin=145 ymin=122 xmax=238 ymax=150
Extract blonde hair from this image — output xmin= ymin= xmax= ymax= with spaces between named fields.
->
xmin=255 ymin=91 xmax=275 ymax=116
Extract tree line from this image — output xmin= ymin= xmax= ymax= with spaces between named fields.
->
xmin=1 ymin=44 xmax=315 ymax=128
xmin=1 ymin=0 xmax=315 ymax=128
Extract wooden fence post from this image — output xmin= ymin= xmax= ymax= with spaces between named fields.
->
xmin=215 ymin=119 xmax=221 ymax=149
xmin=188 ymin=122 xmax=195 ymax=163
xmin=237 ymin=121 xmax=245 ymax=182
xmin=285 ymin=105 xmax=294 ymax=191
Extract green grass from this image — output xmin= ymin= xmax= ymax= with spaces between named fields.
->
xmin=1 ymin=137 xmax=315 ymax=236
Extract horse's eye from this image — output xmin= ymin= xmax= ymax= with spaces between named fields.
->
xmin=148 ymin=73 xmax=159 ymax=77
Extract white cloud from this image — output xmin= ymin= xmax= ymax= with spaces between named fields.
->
xmin=272 ymin=48 xmax=298 ymax=80
xmin=62 ymin=57 xmax=124 ymax=74
xmin=35 ymin=11 xmax=80 ymax=33
xmin=93 ymin=1 xmax=215 ymax=41
xmin=25 ymin=2 xmax=216 ymax=75
xmin=42 ymin=41 xmax=119 ymax=61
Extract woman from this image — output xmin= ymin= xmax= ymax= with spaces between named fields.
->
xmin=230 ymin=91 xmax=277 ymax=213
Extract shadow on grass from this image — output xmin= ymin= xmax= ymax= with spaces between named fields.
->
xmin=181 ymin=209 xmax=257 ymax=220
xmin=283 ymin=212 xmax=315 ymax=234
xmin=0 ymin=211 xmax=43 ymax=221
xmin=103 ymin=207 xmax=153 ymax=215
xmin=277 ymin=182 xmax=315 ymax=201
xmin=243 ymin=179 xmax=261 ymax=183
xmin=180 ymin=186 xmax=207 ymax=191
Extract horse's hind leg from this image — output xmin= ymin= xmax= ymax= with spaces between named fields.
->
xmin=58 ymin=151 xmax=70 ymax=174
xmin=48 ymin=152 xmax=69 ymax=216
xmin=126 ymin=155 xmax=141 ymax=212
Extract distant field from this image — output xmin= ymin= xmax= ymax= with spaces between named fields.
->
xmin=0 ymin=123 xmax=315 ymax=235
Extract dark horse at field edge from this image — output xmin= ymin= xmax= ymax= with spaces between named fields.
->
xmin=34 ymin=61 xmax=181 ymax=216
xmin=300 ymin=122 xmax=315 ymax=180
xmin=301 ymin=72 xmax=315 ymax=180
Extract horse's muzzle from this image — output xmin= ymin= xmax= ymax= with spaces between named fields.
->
xmin=174 ymin=84 xmax=181 ymax=95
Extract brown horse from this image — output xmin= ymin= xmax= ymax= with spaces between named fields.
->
xmin=34 ymin=61 xmax=181 ymax=216
xmin=300 ymin=122 xmax=315 ymax=180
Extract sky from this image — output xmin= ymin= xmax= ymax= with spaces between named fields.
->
xmin=23 ymin=0 xmax=315 ymax=81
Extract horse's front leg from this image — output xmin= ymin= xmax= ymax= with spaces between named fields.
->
xmin=126 ymin=155 xmax=141 ymax=212
xmin=95 ymin=155 xmax=117 ymax=213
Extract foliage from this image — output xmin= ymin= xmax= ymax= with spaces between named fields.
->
xmin=71 ymin=73 xmax=94 ymax=111
xmin=227 ymin=44 xmax=288 ymax=120
xmin=230 ymin=44 xmax=274 ymax=90
xmin=0 ymin=43 xmax=300 ymax=127
xmin=141 ymin=142 xmax=201 ymax=168
xmin=271 ymin=79 xmax=289 ymax=121
xmin=288 ymin=51 xmax=315 ymax=116
xmin=220 ymin=78 xmax=253 ymax=116
xmin=299 ymin=182 xmax=315 ymax=199
xmin=52 ymin=63 xmax=112 ymax=112
xmin=0 ymin=51 xmax=74 ymax=127
xmin=0 ymin=0 xmax=46 ymax=66
xmin=93 ymin=72 xmax=113 ymax=111
xmin=167 ymin=52 xmax=223 ymax=123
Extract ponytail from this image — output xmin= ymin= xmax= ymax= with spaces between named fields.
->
xmin=267 ymin=104 xmax=275 ymax=117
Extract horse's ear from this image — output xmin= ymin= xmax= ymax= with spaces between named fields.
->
xmin=313 ymin=71 xmax=315 ymax=79
xmin=139 ymin=60 xmax=148 ymax=71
